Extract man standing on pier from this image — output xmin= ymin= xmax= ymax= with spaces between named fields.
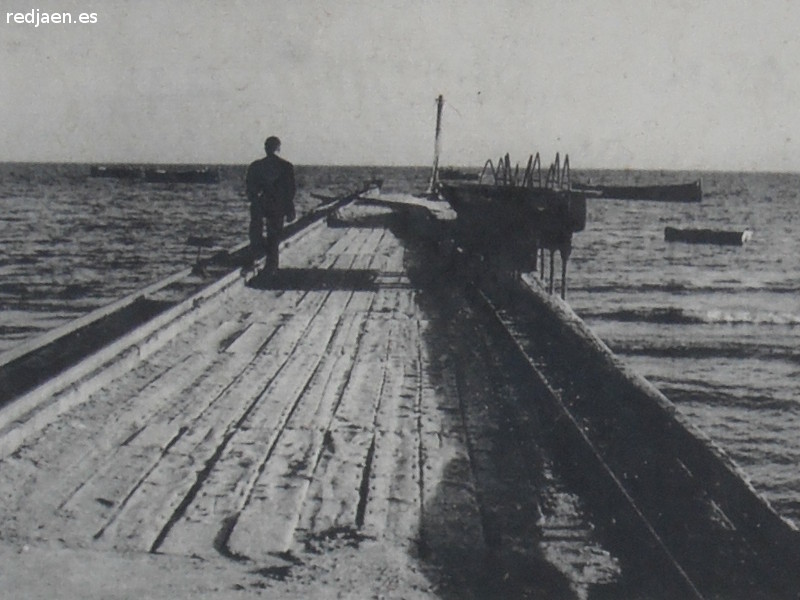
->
xmin=245 ymin=135 xmax=296 ymax=273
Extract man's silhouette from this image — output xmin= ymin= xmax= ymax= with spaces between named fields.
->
xmin=245 ymin=136 xmax=296 ymax=273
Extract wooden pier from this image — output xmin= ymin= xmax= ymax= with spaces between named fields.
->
xmin=0 ymin=199 xmax=798 ymax=599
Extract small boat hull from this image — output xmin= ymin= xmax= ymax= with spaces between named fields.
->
xmin=438 ymin=183 xmax=586 ymax=234
xmin=144 ymin=168 xmax=220 ymax=184
xmin=665 ymin=226 xmax=753 ymax=246
xmin=437 ymin=182 xmax=586 ymax=280
xmin=90 ymin=165 xmax=142 ymax=179
xmin=575 ymin=179 xmax=702 ymax=202
xmin=437 ymin=167 xmax=480 ymax=182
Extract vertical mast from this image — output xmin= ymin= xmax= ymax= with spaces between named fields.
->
xmin=427 ymin=94 xmax=444 ymax=194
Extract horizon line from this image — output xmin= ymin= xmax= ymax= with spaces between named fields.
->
xmin=1 ymin=160 xmax=799 ymax=176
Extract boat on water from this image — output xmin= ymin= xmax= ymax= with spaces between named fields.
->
xmin=89 ymin=165 xmax=143 ymax=179
xmin=573 ymin=179 xmax=703 ymax=202
xmin=665 ymin=226 xmax=753 ymax=245
xmin=143 ymin=167 xmax=220 ymax=184
xmin=436 ymin=167 xmax=480 ymax=181
xmin=89 ymin=165 xmax=220 ymax=184
xmin=437 ymin=177 xmax=586 ymax=282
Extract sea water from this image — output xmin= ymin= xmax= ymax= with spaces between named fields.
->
xmin=1 ymin=163 xmax=798 ymax=524
xmin=569 ymin=169 xmax=800 ymax=523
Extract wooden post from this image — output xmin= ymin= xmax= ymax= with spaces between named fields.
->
xmin=540 ymin=247 xmax=545 ymax=279
xmin=560 ymin=244 xmax=572 ymax=299
xmin=427 ymin=95 xmax=444 ymax=194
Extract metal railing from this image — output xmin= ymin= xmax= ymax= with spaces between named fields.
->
xmin=479 ymin=152 xmax=571 ymax=191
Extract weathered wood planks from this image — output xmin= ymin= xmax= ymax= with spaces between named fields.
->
xmin=0 ymin=206 xmax=491 ymax=575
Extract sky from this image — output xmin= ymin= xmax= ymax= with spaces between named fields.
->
xmin=2 ymin=0 xmax=800 ymax=170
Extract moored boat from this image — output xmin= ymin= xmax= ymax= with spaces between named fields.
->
xmin=437 ymin=167 xmax=480 ymax=181
xmin=438 ymin=180 xmax=586 ymax=233
xmin=428 ymin=97 xmax=586 ymax=297
xmin=437 ymin=180 xmax=587 ymax=275
xmin=89 ymin=165 xmax=142 ymax=179
xmin=665 ymin=226 xmax=753 ymax=245
xmin=144 ymin=167 xmax=220 ymax=184
xmin=574 ymin=179 xmax=702 ymax=202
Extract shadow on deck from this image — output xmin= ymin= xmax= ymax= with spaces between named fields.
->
xmin=248 ymin=268 xmax=381 ymax=291
xmin=384 ymin=205 xmax=800 ymax=599
xmin=390 ymin=213 xmax=629 ymax=599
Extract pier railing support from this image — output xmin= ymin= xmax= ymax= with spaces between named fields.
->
xmin=560 ymin=245 xmax=571 ymax=299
